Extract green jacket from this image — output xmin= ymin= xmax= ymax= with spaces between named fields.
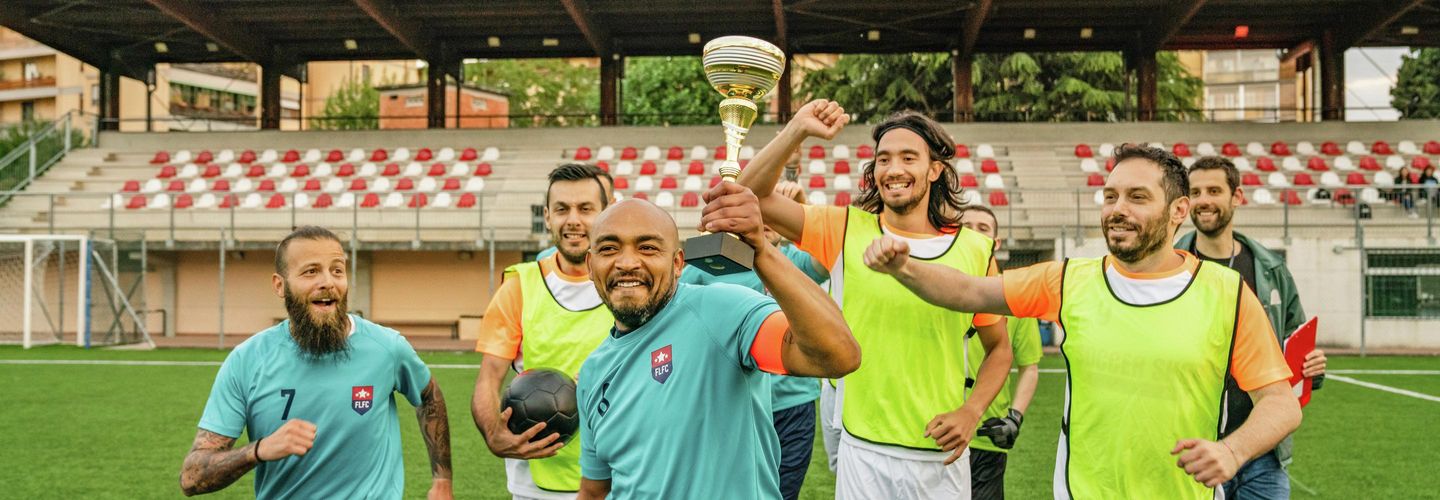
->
xmin=1176 ymin=230 xmax=1319 ymax=466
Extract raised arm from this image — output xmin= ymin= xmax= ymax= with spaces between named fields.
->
xmin=180 ymin=421 xmax=315 ymax=496
xmin=415 ymin=379 xmax=453 ymax=499
xmin=863 ymin=235 xmax=1012 ymax=315
xmin=699 ymin=181 xmax=860 ymax=378
xmin=736 ymin=99 xmax=850 ymax=242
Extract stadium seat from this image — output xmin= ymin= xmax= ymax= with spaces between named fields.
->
xmin=1255 ymin=157 xmax=1276 ymax=172
xmin=1076 ymin=159 xmax=1097 ymax=173
xmin=594 ymin=161 xmax=610 ymax=173
xmin=857 ymin=145 xmax=874 ymax=159
xmin=661 ymin=161 xmax=680 ymax=176
xmin=277 ymin=150 xmax=297 ymax=163
xmin=178 ymin=163 xmax=199 ymax=178
xmin=612 ymin=177 xmax=628 ymax=189
xmin=1317 ymin=141 xmax=1338 ymax=156
xmin=156 ymin=165 xmax=177 ymax=179
xmin=347 ymin=148 xmax=366 ymax=162
xmin=464 ymin=178 xmax=485 ymax=192
xmin=1283 ymin=190 xmax=1302 ymax=205
xmin=1086 ymin=173 xmax=1104 ymax=187
xmin=371 ymin=148 xmax=389 ymax=162
xmin=631 ymin=192 xmax=648 ymax=201
xmin=1359 ymin=157 xmax=1381 ymax=171
xmin=809 ymin=175 xmax=826 ymax=189
xmin=1270 ymin=142 xmax=1291 ymax=156
xmin=976 ymin=144 xmax=995 ymax=158
xmin=1306 ymin=157 xmax=1328 ymax=172
xmin=166 ymin=179 xmax=185 ymax=192
xmin=307 ymin=149 xmax=327 ymax=163
xmin=1172 ymin=143 xmax=1191 ymax=157
xmin=146 ymin=193 xmax=172 ymax=209
xmin=1242 ymin=173 xmax=1262 ymax=186
xmin=1293 ymin=173 xmax=1315 ymax=186
xmin=1372 ymin=141 xmax=1393 ymax=155
xmin=664 ymin=146 xmax=683 ymax=161
xmin=150 ymin=151 xmax=170 ymax=164
xmin=482 ymin=147 xmax=500 ymax=162
xmin=122 ymin=180 xmax=140 ymax=192
xmin=956 ymin=159 xmax=976 ymax=174
xmin=361 ymin=193 xmax=381 ymax=208
xmin=383 ymin=193 xmax=404 ymax=208
xmin=1385 ymin=156 xmax=1405 ymax=170
xmin=169 ymin=194 xmax=192 ymax=209
xmin=1246 ymin=142 xmax=1266 ymax=157
xmin=740 ymin=146 xmax=755 ymax=160
xmin=395 ymin=148 xmax=414 ymax=161
xmin=292 ymin=193 xmax=312 ymax=209
xmin=655 ymin=192 xmax=674 ymax=207
xmin=615 ymin=161 xmax=634 ymax=176
xmin=265 ymin=194 xmax=286 ymax=209
xmin=1148 ymin=142 xmax=1165 ymax=151
xmin=141 ymin=178 xmax=162 ymax=193
xmin=981 ymin=159 xmax=1000 ymax=174
xmin=371 ymin=177 xmax=392 ymax=192
xmin=173 ymin=150 xmax=193 ymax=164
xmin=377 ymin=163 xmax=398 ymax=177
xmin=241 ymin=164 xmax=262 ymax=178
xmin=1096 ymin=143 xmax=1115 ymax=158
xmin=473 ymin=163 xmax=493 ymax=177
xmin=984 ymin=174 xmax=1005 ymax=190
xmin=960 ymin=174 xmax=979 ymax=188
xmin=1425 ymin=141 xmax=1440 ymax=155
xmin=394 ymin=178 xmax=413 ymax=191
xmin=239 ymin=193 xmax=262 ymax=209
xmin=445 ymin=163 xmax=467 ymax=177
xmin=1360 ymin=188 xmax=1382 ymax=204
xmin=263 ymin=163 xmax=284 ymax=177
xmin=1105 ymin=157 xmax=1117 ymax=172
xmin=1344 ymin=141 xmax=1365 ymax=156
xmin=278 ymin=178 xmax=299 ymax=193
xmin=1196 ymin=143 xmax=1216 ymax=156
xmin=640 ymin=161 xmax=657 ymax=176
xmin=641 ymin=146 xmax=661 ymax=161
xmin=1281 ymin=157 xmax=1302 ymax=172
xmin=426 ymin=163 xmax=445 ymax=177
xmin=687 ymin=161 xmax=705 ymax=176
xmin=222 ymin=163 xmax=242 ymax=178
xmin=955 ymin=144 xmax=970 ymax=158
xmin=681 ymin=176 xmax=701 ymax=191
xmin=834 ymin=175 xmax=853 ymax=191
xmin=332 ymin=163 xmax=353 ymax=177
xmin=186 ymin=178 xmax=206 ymax=193
xmin=574 ymin=146 xmax=593 ymax=161
xmin=312 ymin=193 xmax=333 ymax=209
xmin=711 ymin=176 xmax=723 ymax=188
xmin=1093 ymin=189 xmax=1105 ymax=205
xmin=310 ymin=163 xmax=331 ymax=178
xmin=1267 ymin=173 xmax=1291 ymax=187
xmin=1345 ymin=172 xmax=1368 ymax=186
xmin=1332 ymin=157 xmax=1355 ymax=171
xmin=235 ymin=150 xmax=255 ymax=164
xmin=808 ymin=191 xmax=828 ymax=205
xmin=430 ymin=192 xmax=452 ymax=209
xmin=457 ymin=193 xmax=478 ymax=208
xmin=1234 ymin=157 xmax=1253 ymax=171
xmin=810 ymin=145 xmax=826 ymax=159
xmin=408 ymin=193 xmax=429 ymax=208
xmin=1296 ymin=142 xmax=1316 ymax=156
xmin=988 ymin=191 xmax=1009 ymax=206
xmin=291 ymin=164 xmax=310 ymax=177
xmin=400 ymin=162 xmax=421 ymax=177
xmin=1074 ymin=144 xmax=1093 ymax=158
xmin=1319 ymin=172 xmax=1342 ymax=188
xmin=1413 ymin=156 xmax=1433 ymax=170
xmin=834 ymin=160 xmax=851 ymax=174
xmin=1397 ymin=140 xmax=1419 ymax=155
xmin=808 ymin=160 xmax=826 ymax=175
xmin=1221 ymin=143 xmax=1241 ymax=157
xmin=213 ymin=179 xmax=232 ymax=192
xmin=233 ymin=178 xmax=253 ymax=193
xmin=195 ymin=151 xmax=213 ymax=164
xmin=661 ymin=176 xmax=678 ymax=190
xmin=123 ymin=194 xmax=147 ymax=209
xmin=833 ymin=145 xmax=851 ymax=159
xmin=460 ymin=147 xmax=479 ymax=161
xmin=690 ymin=145 xmax=708 ymax=160
xmin=680 ymin=192 xmax=700 ymax=207
xmin=621 ymin=146 xmax=638 ymax=160
xmin=301 ymin=179 xmax=320 ymax=192
xmin=336 ymin=193 xmax=355 ymax=209
xmin=195 ymin=193 xmax=217 ymax=209
xmin=437 ymin=147 xmax=455 ymax=161
xmin=1373 ymin=171 xmax=1395 ymax=186
xmin=635 ymin=176 xmax=654 ymax=191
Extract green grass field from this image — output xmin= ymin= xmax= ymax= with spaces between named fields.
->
xmin=2 ymin=346 xmax=1438 ymax=499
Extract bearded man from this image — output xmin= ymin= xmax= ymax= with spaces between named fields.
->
xmin=181 ymin=226 xmax=453 ymax=499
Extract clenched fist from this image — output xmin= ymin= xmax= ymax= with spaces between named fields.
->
xmin=258 ymin=419 xmax=317 ymax=461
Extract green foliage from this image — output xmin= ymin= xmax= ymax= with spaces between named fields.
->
xmin=0 ymin=120 xmax=87 ymax=195
xmin=798 ymin=53 xmax=954 ymax=123
xmin=465 ymin=59 xmax=599 ymax=127
xmin=312 ymin=77 xmax=379 ymax=130
xmin=1391 ymin=48 xmax=1440 ymax=119
xmin=621 ymin=56 xmax=724 ymax=126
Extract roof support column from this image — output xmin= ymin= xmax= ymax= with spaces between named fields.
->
xmin=1134 ymin=51 xmax=1158 ymax=122
xmin=99 ymin=70 xmax=120 ymax=131
xmin=600 ymin=55 xmax=620 ymax=126
xmin=951 ymin=51 xmax=974 ymax=123
xmin=427 ymin=63 xmax=446 ymax=129
xmin=1320 ymin=30 xmax=1346 ymax=121
xmin=776 ymin=54 xmax=793 ymax=123
xmin=260 ymin=66 xmax=282 ymax=130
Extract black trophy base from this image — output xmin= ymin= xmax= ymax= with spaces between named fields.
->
xmin=683 ymin=232 xmax=755 ymax=276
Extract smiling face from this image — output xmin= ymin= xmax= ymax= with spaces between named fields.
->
xmin=1101 ymin=159 xmax=1188 ymax=264
xmin=1188 ymin=168 xmax=1239 ymax=237
xmin=546 ymin=178 xmax=607 ymax=266
xmin=272 ymin=236 xmax=351 ymax=360
xmin=871 ymin=128 xmax=942 ymax=216
xmin=587 ymin=200 xmax=684 ymax=332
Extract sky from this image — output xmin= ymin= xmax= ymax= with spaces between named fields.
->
xmin=1345 ymin=47 xmax=1409 ymax=122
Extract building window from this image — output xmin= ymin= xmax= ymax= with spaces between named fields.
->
xmin=23 ymin=62 xmax=39 ymax=81
xmin=405 ymin=95 xmax=424 ymax=108
xmin=21 ymin=101 xmax=35 ymax=121
xmin=1366 ymin=250 xmax=1440 ymax=318
xmin=471 ymin=97 xmax=488 ymax=110
xmin=91 ymin=84 xmax=100 ymax=106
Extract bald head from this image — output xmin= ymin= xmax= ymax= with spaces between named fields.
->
xmin=593 ymin=199 xmax=679 ymax=247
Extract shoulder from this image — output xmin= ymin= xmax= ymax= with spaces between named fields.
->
xmin=1174 ymin=230 xmax=1196 ymax=249
xmin=354 ymin=316 xmax=414 ymax=354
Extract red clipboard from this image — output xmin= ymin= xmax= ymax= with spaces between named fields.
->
xmin=1283 ymin=317 xmax=1318 ymax=407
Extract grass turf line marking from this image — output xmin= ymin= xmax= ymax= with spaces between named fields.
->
xmin=1328 ymin=374 xmax=1440 ymax=403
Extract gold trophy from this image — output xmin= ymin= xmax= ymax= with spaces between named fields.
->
xmin=684 ymin=35 xmax=786 ymax=275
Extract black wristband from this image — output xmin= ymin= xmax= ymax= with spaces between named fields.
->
xmin=253 ymin=438 xmax=263 ymax=463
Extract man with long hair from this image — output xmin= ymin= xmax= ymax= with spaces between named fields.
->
xmin=738 ymin=100 xmax=1013 ymax=499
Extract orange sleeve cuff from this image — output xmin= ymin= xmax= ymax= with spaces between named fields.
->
xmin=749 ymin=312 xmax=789 ymax=375
xmin=974 ymin=313 xmax=1003 ymax=327
xmin=796 ymin=205 xmax=846 ymax=271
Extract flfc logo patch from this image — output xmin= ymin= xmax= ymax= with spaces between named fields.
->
xmin=352 ymin=386 xmax=373 ymax=415
xmin=651 ymin=345 xmax=673 ymax=384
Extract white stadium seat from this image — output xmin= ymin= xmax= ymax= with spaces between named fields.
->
xmin=956 ymin=159 xmax=976 ymax=174
xmin=1320 ymin=172 xmax=1342 ymax=187
xmin=314 ymin=163 xmax=333 ymax=178
xmin=615 ymin=161 xmax=635 ymax=176
xmin=482 ymin=147 xmax=500 ymax=162
xmin=234 ymin=178 xmax=254 ymax=193
xmin=242 ymin=193 xmax=263 ymax=209
xmin=635 ymin=176 xmax=654 ymax=191
xmin=683 ymin=176 xmax=701 ymax=191
xmin=808 ymin=160 xmax=826 ymax=175
xmin=223 ymin=163 xmax=243 ymax=178
xmin=325 ymin=178 xmax=344 ymax=193
xmin=1098 ymin=143 xmax=1115 ymax=158
xmin=1196 ymin=143 xmax=1216 ymax=156
xmin=257 ymin=149 xmax=278 ymax=163
xmin=178 ymin=163 xmax=198 ymax=178
xmin=1246 ymin=142 xmax=1266 ymax=157
xmin=1333 ymin=157 xmax=1355 ymax=171
xmin=643 ymin=146 xmax=661 ymax=160
xmin=196 ymin=193 xmax=217 ymax=209
xmin=418 ymin=177 xmax=438 ymax=192
xmin=143 ymin=179 xmax=163 ymax=193
xmin=961 ymin=190 xmax=982 ymax=206
xmin=834 ymin=175 xmax=853 ymax=190
xmin=302 ymin=149 xmax=321 ymax=163
xmin=1147 ymin=142 xmax=1165 ymax=150
xmin=1094 ymin=189 xmax=1105 ymax=205
xmin=1361 ymin=188 xmax=1382 ymax=204
xmin=976 ymin=144 xmax=995 ymax=158
xmin=392 ymin=147 xmax=411 ymax=161
xmin=432 ymin=192 xmax=454 ymax=208
xmin=808 ymin=191 xmax=828 ymax=205
xmin=449 ymin=163 xmax=469 ymax=177
xmin=293 ymin=193 xmax=311 ymax=209
xmin=1346 ymin=141 xmax=1366 ymax=156
xmin=1373 ymin=171 xmax=1395 ymax=186
xmin=1267 ymin=172 xmax=1291 ymax=187
xmin=383 ymin=192 xmax=404 ymax=208
xmin=436 ymin=147 xmax=456 ymax=161
xmin=149 ymin=193 xmax=171 ymax=209
xmin=1233 ymin=157 xmax=1253 ymax=172
xmin=690 ymin=145 xmax=708 ymax=160
xmin=187 ymin=178 xmax=206 ymax=193
xmin=1385 ymin=156 xmax=1405 ymax=170
xmin=663 ymin=161 xmax=681 ymax=176
xmin=101 ymin=194 xmax=123 ymax=209
xmin=740 ymin=146 xmax=755 ymax=160
xmin=984 ymin=174 xmax=1005 ymax=190
xmin=216 ymin=150 xmax=234 ymax=163
xmin=267 ymin=163 xmax=287 ymax=177
xmin=464 ymin=177 xmax=486 ymax=192
xmin=373 ymin=177 xmax=393 ymax=192
xmin=348 ymin=148 xmax=366 ymax=162
xmin=359 ymin=162 xmax=378 ymax=177
xmin=400 ymin=162 xmax=420 ymax=177
xmin=336 ymin=192 xmax=356 ymax=208
xmin=1281 ymin=157 xmax=1302 ymax=171
xmin=172 ymin=150 xmax=192 ymax=163
xmin=1251 ymin=188 xmax=1276 ymax=205
xmin=655 ymin=192 xmax=674 ymax=207
xmin=1182 ymin=157 xmax=1196 ymax=167
xmin=1296 ymin=141 xmax=1316 ymax=156
xmin=1398 ymin=141 xmax=1419 ymax=155
xmin=279 ymin=178 xmax=298 ymax=193
xmin=832 ymin=145 xmax=851 ymax=159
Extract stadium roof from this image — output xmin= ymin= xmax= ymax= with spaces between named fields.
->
xmin=2 ymin=0 xmax=1437 ymax=82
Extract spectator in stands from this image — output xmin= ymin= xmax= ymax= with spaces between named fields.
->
xmin=181 ymin=226 xmax=453 ymax=499
xmin=1176 ymin=156 xmax=1325 ymax=500
xmin=1420 ymin=166 xmax=1438 ymax=207
xmin=535 ymin=164 xmax=614 ymax=260
xmin=1395 ymin=166 xmax=1418 ymax=217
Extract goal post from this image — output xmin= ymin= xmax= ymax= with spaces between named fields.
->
xmin=0 ymin=235 xmax=151 ymax=349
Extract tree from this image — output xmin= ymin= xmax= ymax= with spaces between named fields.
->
xmin=1391 ymin=48 xmax=1440 ymax=120
xmin=312 ymin=77 xmax=378 ymax=130
xmin=622 ymin=56 xmax=734 ymax=126
xmin=465 ymin=59 xmax=598 ymax=127
xmin=798 ymin=52 xmax=1203 ymax=123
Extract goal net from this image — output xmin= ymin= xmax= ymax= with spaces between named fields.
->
xmin=0 ymin=235 xmax=152 ymax=348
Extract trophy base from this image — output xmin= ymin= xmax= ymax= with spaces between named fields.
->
xmin=683 ymin=232 xmax=755 ymax=276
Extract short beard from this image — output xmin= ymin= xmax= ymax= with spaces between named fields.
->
xmin=1194 ymin=207 xmax=1234 ymax=238
xmin=557 ymin=244 xmax=587 ymax=266
xmin=284 ymin=284 xmax=351 ymax=362
xmin=1107 ymin=212 xmax=1171 ymax=264
xmin=882 ymin=183 xmax=928 ymax=216
xmin=608 ymin=285 xmax=675 ymax=332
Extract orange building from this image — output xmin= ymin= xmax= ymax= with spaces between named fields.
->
xmin=377 ymin=83 xmax=508 ymax=129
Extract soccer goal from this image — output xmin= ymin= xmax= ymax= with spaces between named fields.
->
xmin=0 ymin=235 xmax=153 ymax=349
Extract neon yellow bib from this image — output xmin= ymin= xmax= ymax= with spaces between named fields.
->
xmin=513 ymin=261 xmax=613 ymax=492
xmin=1057 ymin=257 xmax=1239 ymax=499
xmin=838 ymin=207 xmax=992 ymax=450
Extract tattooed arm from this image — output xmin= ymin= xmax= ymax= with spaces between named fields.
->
xmin=416 ymin=379 xmax=454 ymax=499
xmin=180 ymin=420 xmax=315 ymax=496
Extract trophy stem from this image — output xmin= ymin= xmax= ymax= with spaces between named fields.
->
xmin=718 ymin=97 xmax=758 ymax=182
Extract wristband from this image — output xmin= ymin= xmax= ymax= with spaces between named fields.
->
xmin=253 ymin=438 xmax=263 ymax=463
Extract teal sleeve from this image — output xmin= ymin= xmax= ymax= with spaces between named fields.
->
xmin=782 ymin=245 xmax=829 ymax=284
xmin=534 ymin=246 xmax=557 ymax=261
xmin=392 ymin=335 xmax=431 ymax=407
xmin=1009 ymin=317 xmax=1043 ymax=367
xmin=577 ymin=367 xmax=611 ymax=480
xmin=198 ymin=349 xmax=249 ymax=438
xmin=678 ymin=265 xmax=710 ymax=285
xmin=699 ymin=284 xmax=781 ymax=370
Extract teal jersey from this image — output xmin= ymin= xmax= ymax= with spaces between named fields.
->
xmin=535 ymin=246 xmax=558 ymax=260
xmin=198 ymin=315 xmax=432 ymax=499
xmin=967 ymin=316 xmax=1043 ymax=453
xmin=679 ymin=244 xmax=827 ymax=411
xmin=577 ymin=283 xmax=782 ymax=499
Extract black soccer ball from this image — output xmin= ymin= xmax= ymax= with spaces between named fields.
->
xmin=502 ymin=368 xmax=580 ymax=444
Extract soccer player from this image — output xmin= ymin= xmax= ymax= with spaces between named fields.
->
xmin=472 ymin=164 xmax=612 ymax=499
xmin=956 ymin=205 xmax=1042 ymax=500
xmin=1177 ymin=156 xmax=1327 ymax=499
xmin=536 ymin=168 xmax=613 ymax=261
xmin=180 ymin=226 xmax=452 ymax=499
xmin=739 ymin=99 xmax=1014 ymax=499
xmin=679 ymin=180 xmax=829 ymax=500
xmin=862 ymin=144 xmax=1302 ymax=499
xmin=574 ymin=187 xmax=861 ymax=499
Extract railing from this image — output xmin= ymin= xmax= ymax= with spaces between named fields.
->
xmin=0 ymin=76 xmax=57 ymax=91
xmin=0 ymin=111 xmax=82 ymax=206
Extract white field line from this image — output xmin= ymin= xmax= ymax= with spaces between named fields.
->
xmin=1326 ymin=374 xmax=1440 ymax=403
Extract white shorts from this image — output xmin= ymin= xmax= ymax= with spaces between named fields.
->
xmin=818 ymin=381 xmax=842 ymax=472
xmin=835 ymin=433 xmax=971 ymax=500
xmin=504 ymin=458 xmax=577 ymax=500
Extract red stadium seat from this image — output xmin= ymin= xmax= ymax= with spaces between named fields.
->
xmin=238 ymin=150 xmax=256 ymax=164
xmin=834 ymin=160 xmax=851 ymax=174
xmin=1372 ymin=141 xmax=1393 ymax=155
xmin=809 ymin=175 xmax=826 ymax=188
xmin=1256 ymin=157 xmax=1276 ymax=172
xmin=1086 ymin=173 xmax=1104 ymax=186
xmin=739 ymin=159 xmax=750 ymax=170
xmin=834 ymin=191 xmax=852 ymax=206
xmin=313 ymin=194 xmax=333 ymax=208
xmin=195 ymin=151 xmax=213 ymax=164
xmin=474 ymin=163 xmax=493 ymax=176
xmin=337 ymin=163 xmax=355 ymax=177
xmin=1293 ymin=173 xmax=1315 ymax=186
xmin=1306 ymin=157 xmax=1328 ymax=171
xmin=1284 ymin=190 xmax=1302 ymax=205
xmin=713 ymin=146 xmax=726 ymax=160
xmin=457 ymin=193 xmax=477 ymax=208
xmin=1408 ymin=172 xmax=1421 ymax=184
xmin=174 ymin=194 xmax=193 ymax=209
xmin=258 ymin=179 xmax=276 ymax=192
xmin=612 ymin=177 xmax=628 ymax=189
xmin=688 ymin=161 xmax=705 ymax=175
xmin=858 ymin=176 xmax=870 ymax=191
xmin=621 ymin=147 xmax=638 ymax=160
xmin=574 ymin=147 xmax=593 ymax=161
xmin=640 ymin=161 xmax=657 ymax=175
xmin=988 ymin=191 xmax=1009 ymax=206
xmin=1346 ymin=172 xmax=1368 ymax=185
xmin=1413 ymin=156 xmax=1433 ymax=170
xmin=955 ymin=144 xmax=970 ymax=158
xmin=1172 ymin=143 xmax=1191 ymax=157
xmin=150 ymin=152 xmax=169 ymax=164
xmin=1074 ymin=144 xmax=1093 ymax=158
xmin=283 ymin=150 xmax=300 ymax=162
xmin=303 ymin=179 xmax=321 ymax=191
xmin=326 ymin=150 xmax=344 ymax=162
xmin=408 ymin=194 xmax=429 ymax=208
xmin=710 ymin=176 xmax=723 ymax=188
xmin=218 ymin=194 xmax=238 ymax=209
xmin=632 ymin=192 xmax=649 ymax=201
xmin=428 ymin=163 xmax=446 ymax=176
xmin=856 ymin=145 xmax=874 ymax=159
xmin=382 ymin=163 xmax=401 ymax=176
xmin=1242 ymin=173 xmax=1262 ymax=186
xmin=126 ymin=195 xmax=147 ymax=209
xmin=361 ymin=193 xmax=381 ymax=208
xmin=157 ymin=165 xmax=177 ymax=178
xmin=1321 ymin=141 xmax=1342 ymax=156
xmin=266 ymin=194 xmax=286 ymax=209
xmin=167 ymin=180 xmax=184 ymax=192
xmin=396 ymin=178 xmax=415 ymax=191
xmin=443 ymin=178 xmax=461 ymax=191
xmin=291 ymin=164 xmax=310 ymax=177
xmin=370 ymin=149 xmax=389 ymax=162
xmin=460 ymin=148 xmax=478 ymax=161
xmin=981 ymin=159 xmax=999 ymax=174
xmin=961 ymin=174 xmax=979 ymax=188
xmin=596 ymin=161 xmax=609 ymax=172
xmin=667 ymin=146 xmax=684 ymax=160
xmin=213 ymin=179 xmax=231 ymax=191
xmin=809 ymin=145 xmax=826 ymax=159
xmin=122 ymin=180 xmax=140 ymax=192
xmin=1426 ymin=141 xmax=1440 ymax=155
xmin=680 ymin=192 xmax=700 ymax=207
xmin=415 ymin=148 xmax=433 ymax=161
xmin=349 ymin=178 xmax=368 ymax=191
xmin=1270 ymin=142 xmax=1291 ymax=156
xmin=246 ymin=165 xmax=265 ymax=177
xmin=1333 ymin=188 xmax=1355 ymax=206
xmin=1105 ymin=157 xmax=1117 ymax=172
xmin=661 ymin=177 xmax=678 ymax=189
xmin=1221 ymin=143 xmax=1241 ymax=157
xmin=1359 ymin=157 xmax=1381 ymax=171
xmin=202 ymin=164 xmax=221 ymax=178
